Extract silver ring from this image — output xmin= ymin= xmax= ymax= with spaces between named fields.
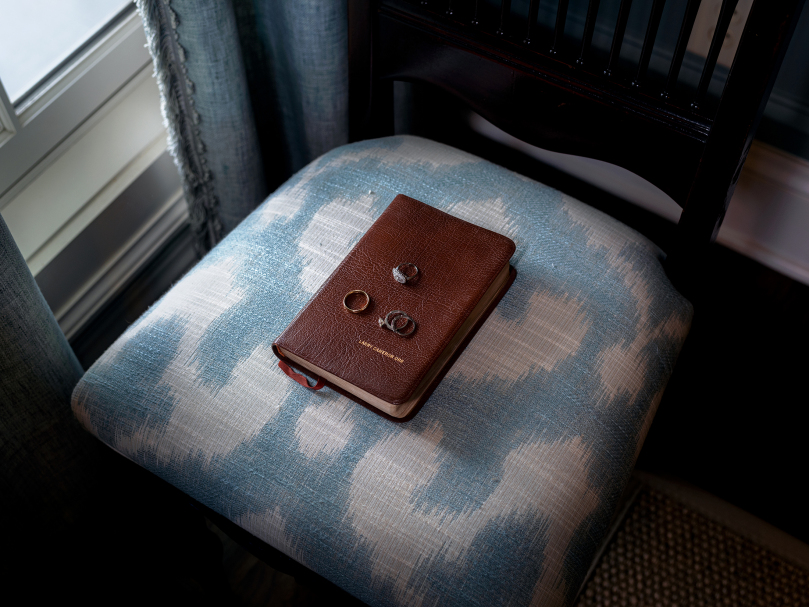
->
xmin=378 ymin=310 xmax=416 ymax=336
xmin=392 ymin=262 xmax=419 ymax=284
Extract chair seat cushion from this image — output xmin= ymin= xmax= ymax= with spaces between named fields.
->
xmin=72 ymin=135 xmax=691 ymax=607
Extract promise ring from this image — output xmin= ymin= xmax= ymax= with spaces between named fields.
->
xmin=392 ymin=262 xmax=419 ymax=284
xmin=378 ymin=310 xmax=416 ymax=336
xmin=343 ymin=290 xmax=370 ymax=313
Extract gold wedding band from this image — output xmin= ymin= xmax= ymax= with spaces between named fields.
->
xmin=343 ymin=290 xmax=370 ymax=313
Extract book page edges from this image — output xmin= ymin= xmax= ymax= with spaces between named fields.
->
xmin=277 ymin=261 xmax=512 ymax=418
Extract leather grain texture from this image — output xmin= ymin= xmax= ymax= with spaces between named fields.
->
xmin=273 ymin=194 xmax=515 ymax=406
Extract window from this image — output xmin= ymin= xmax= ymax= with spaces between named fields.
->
xmin=1 ymin=1 xmax=186 ymax=339
xmin=0 ymin=1 xmax=147 ymax=203
xmin=0 ymin=0 xmax=132 ymax=104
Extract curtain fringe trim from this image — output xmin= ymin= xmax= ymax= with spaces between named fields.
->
xmin=136 ymin=0 xmax=223 ymax=255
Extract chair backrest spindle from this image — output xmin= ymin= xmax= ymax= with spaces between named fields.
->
xmin=525 ymin=0 xmax=542 ymax=45
xmin=633 ymin=0 xmax=668 ymax=87
xmin=693 ymin=0 xmax=740 ymax=109
xmin=472 ymin=0 xmax=482 ymax=25
xmin=605 ymin=0 xmax=635 ymax=76
xmin=497 ymin=0 xmax=513 ymax=35
xmin=551 ymin=0 xmax=571 ymax=54
xmin=577 ymin=0 xmax=602 ymax=65
xmin=662 ymin=0 xmax=702 ymax=100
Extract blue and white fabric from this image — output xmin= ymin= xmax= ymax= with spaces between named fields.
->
xmin=73 ymin=136 xmax=691 ymax=607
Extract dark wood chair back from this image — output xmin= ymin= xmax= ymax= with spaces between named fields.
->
xmin=348 ymin=0 xmax=805 ymax=288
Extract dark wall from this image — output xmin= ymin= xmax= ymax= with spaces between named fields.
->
xmin=757 ymin=1 xmax=809 ymax=159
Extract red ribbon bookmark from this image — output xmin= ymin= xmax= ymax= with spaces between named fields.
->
xmin=278 ymin=360 xmax=325 ymax=390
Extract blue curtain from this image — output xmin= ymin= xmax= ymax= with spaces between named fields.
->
xmin=137 ymin=0 xmax=349 ymax=253
xmin=0 ymin=214 xmax=97 ymax=533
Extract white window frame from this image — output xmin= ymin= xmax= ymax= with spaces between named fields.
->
xmin=0 ymin=82 xmax=18 ymax=149
xmin=1 ymin=4 xmax=189 ymax=339
xmin=0 ymin=4 xmax=149 ymax=200
xmin=0 ymin=4 xmax=182 ymax=274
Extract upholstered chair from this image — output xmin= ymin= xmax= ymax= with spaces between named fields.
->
xmin=71 ymin=132 xmax=693 ymax=606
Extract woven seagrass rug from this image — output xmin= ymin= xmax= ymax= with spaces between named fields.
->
xmin=574 ymin=473 xmax=809 ymax=607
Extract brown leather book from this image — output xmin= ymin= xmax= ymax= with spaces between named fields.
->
xmin=272 ymin=194 xmax=516 ymax=420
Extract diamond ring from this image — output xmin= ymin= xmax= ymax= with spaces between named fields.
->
xmin=378 ymin=310 xmax=416 ymax=336
xmin=392 ymin=262 xmax=419 ymax=284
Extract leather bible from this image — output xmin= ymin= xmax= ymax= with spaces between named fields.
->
xmin=272 ymin=194 xmax=516 ymax=420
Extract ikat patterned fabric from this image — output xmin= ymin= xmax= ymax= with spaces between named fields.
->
xmin=72 ymin=136 xmax=692 ymax=607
